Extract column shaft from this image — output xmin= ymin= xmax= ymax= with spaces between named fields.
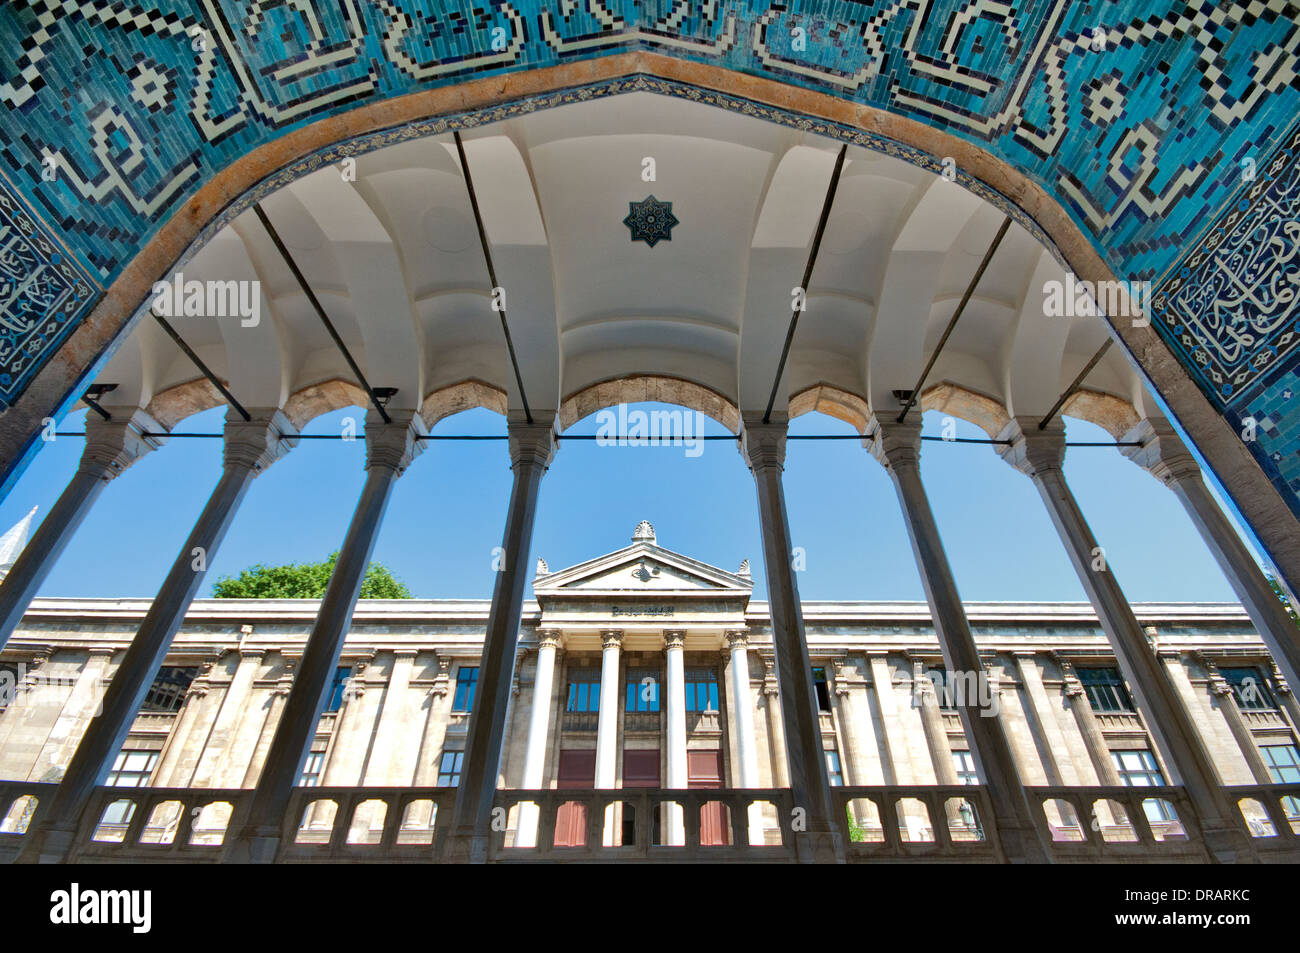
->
xmin=0 ymin=412 xmax=164 ymax=649
xmin=998 ymin=417 xmax=1253 ymax=862
xmin=224 ymin=410 xmax=422 ymax=863
xmin=742 ymin=415 xmax=843 ymax=863
xmin=18 ymin=406 xmax=293 ymax=864
xmin=664 ymin=632 xmax=687 ymax=846
xmin=440 ymin=417 xmax=553 ymax=863
xmin=515 ymin=634 xmax=559 ymax=848
xmin=871 ymin=419 xmax=1048 ymax=863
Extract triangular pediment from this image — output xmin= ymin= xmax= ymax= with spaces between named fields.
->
xmin=534 ymin=533 xmax=752 ymax=598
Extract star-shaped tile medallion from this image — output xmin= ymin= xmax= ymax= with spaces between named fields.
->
xmin=623 ymin=195 xmax=679 ymax=247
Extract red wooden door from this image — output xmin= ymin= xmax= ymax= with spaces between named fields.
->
xmin=688 ymin=750 xmax=729 ymax=846
xmin=554 ymin=749 xmax=595 ymax=847
xmin=622 ymin=749 xmax=660 ymax=846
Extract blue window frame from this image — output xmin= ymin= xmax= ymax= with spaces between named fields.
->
xmin=1221 ymin=667 xmax=1276 ymax=711
xmin=625 ymin=669 xmax=660 ymax=712
xmin=325 ymin=667 xmax=352 ymax=712
xmin=685 ymin=668 xmax=718 ymax=712
xmin=566 ymin=671 xmax=601 ymax=712
xmin=452 ymin=667 xmax=479 ymax=713
xmin=437 ymin=749 xmax=464 ymax=787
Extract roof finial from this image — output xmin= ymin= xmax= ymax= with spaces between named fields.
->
xmin=737 ymin=559 xmax=751 ymax=578
xmin=535 ymin=557 xmax=549 ymax=577
xmin=632 ymin=520 xmax=656 ymax=543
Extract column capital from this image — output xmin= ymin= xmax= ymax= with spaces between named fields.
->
xmin=994 ymin=416 xmax=1065 ymax=478
xmin=224 ymin=408 xmax=298 ymax=474
xmin=535 ymin=629 xmax=563 ymax=650
xmin=724 ymin=629 xmax=749 ymax=651
xmin=508 ymin=412 xmax=556 ymax=471
xmin=663 ymin=630 xmax=686 ymax=650
xmin=365 ymin=409 xmax=427 ymax=475
xmin=78 ymin=409 xmax=167 ymax=481
xmin=866 ymin=417 xmax=922 ymax=473
xmin=600 ymin=629 xmax=623 ymax=649
xmin=739 ymin=412 xmax=787 ymax=472
xmin=1119 ymin=418 xmax=1202 ymax=487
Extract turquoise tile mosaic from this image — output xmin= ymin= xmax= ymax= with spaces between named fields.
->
xmin=0 ymin=0 xmax=1298 ymax=514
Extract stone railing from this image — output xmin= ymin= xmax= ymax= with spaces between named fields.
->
xmin=489 ymin=787 xmax=797 ymax=861
xmin=832 ymin=785 xmax=999 ymax=861
xmin=0 ymin=780 xmax=1295 ymax=862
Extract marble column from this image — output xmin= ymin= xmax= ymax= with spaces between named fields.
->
xmin=761 ymin=657 xmax=790 ymax=789
xmin=726 ymin=631 xmax=764 ymax=845
xmin=515 ymin=632 xmax=560 ymax=848
xmin=664 ymin=630 xmax=687 ymax=846
xmin=224 ymin=409 xmax=424 ymax=864
xmin=1198 ymin=653 xmax=1273 ymax=784
xmin=997 ymin=417 xmax=1254 ymax=863
xmin=870 ymin=418 xmax=1047 ymax=863
xmin=741 ymin=413 xmax=843 ymax=863
xmin=0 ymin=411 xmax=165 ymax=649
xmin=18 ymin=409 xmax=294 ymax=864
xmin=595 ymin=629 xmax=622 ymax=846
xmin=440 ymin=414 xmax=555 ymax=863
xmin=1122 ymin=419 xmax=1300 ymax=691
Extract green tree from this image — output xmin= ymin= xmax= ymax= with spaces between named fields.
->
xmin=211 ymin=552 xmax=412 ymax=599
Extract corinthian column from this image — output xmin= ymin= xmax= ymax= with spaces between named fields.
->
xmin=741 ymin=413 xmax=843 ymax=863
xmin=869 ymin=417 xmax=1047 ymax=863
xmin=18 ymin=409 xmax=295 ymax=864
xmin=595 ymin=630 xmax=622 ymax=846
xmin=440 ymin=414 xmax=555 ymax=863
xmin=223 ymin=409 xmax=425 ymax=864
xmin=515 ymin=631 xmax=560 ymax=848
xmin=664 ymin=630 xmax=687 ymax=846
xmin=997 ymin=417 xmax=1254 ymax=863
xmin=1122 ymin=419 xmax=1300 ymax=692
xmin=726 ymin=631 xmax=764 ymax=845
xmin=0 ymin=410 xmax=166 ymax=649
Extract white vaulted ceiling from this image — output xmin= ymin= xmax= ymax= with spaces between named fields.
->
xmin=93 ymin=92 xmax=1163 ymax=433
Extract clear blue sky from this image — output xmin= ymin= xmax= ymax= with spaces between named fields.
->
xmin=0 ymin=400 xmax=1254 ymax=605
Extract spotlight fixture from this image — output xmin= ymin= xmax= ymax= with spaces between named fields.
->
xmin=81 ymin=382 xmax=118 ymax=421
xmin=372 ymin=386 xmax=399 ymax=410
xmin=892 ymin=389 xmax=914 ymax=406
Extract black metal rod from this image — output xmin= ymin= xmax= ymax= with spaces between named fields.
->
xmin=252 ymin=204 xmax=392 ymax=425
xmin=52 ymin=431 xmax=1141 ymax=448
xmin=151 ymin=313 xmax=252 ymax=421
xmin=1038 ymin=339 xmax=1114 ymax=430
xmin=80 ymin=397 xmax=112 ymax=421
xmin=453 ymin=130 xmax=533 ymax=425
xmin=896 ymin=215 xmax=1013 ymax=423
xmin=763 ymin=144 xmax=849 ymax=425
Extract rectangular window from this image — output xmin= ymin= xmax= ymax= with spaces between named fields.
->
xmin=325 ymin=666 xmax=352 ymax=713
xmin=952 ymin=749 xmax=979 ymax=785
xmin=437 ymin=749 xmax=464 ymax=787
xmin=685 ymin=668 xmax=719 ymax=713
xmin=812 ymin=667 xmax=832 ymax=713
xmin=1111 ymin=749 xmax=1165 ymax=787
xmin=624 ymin=669 xmax=660 ymax=712
xmin=299 ymin=751 xmax=324 ymax=787
xmin=1076 ymin=667 xmax=1134 ymax=713
xmin=106 ymin=750 xmax=158 ymax=788
xmin=924 ymin=664 xmax=958 ymax=711
xmin=1221 ymin=666 xmax=1276 ymax=711
xmin=565 ymin=670 xmax=601 ymax=713
xmin=825 ymin=749 xmax=843 ymax=787
xmin=140 ymin=666 xmax=198 ymax=713
xmin=452 ymin=666 xmax=479 ymax=713
xmin=1263 ymin=745 xmax=1300 ymax=819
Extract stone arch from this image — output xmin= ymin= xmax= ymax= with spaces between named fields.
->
xmin=1061 ymin=389 xmax=1141 ymax=441
xmin=281 ymin=379 xmax=369 ymax=431
xmin=1 ymin=52 xmax=1294 ymax=596
xmin=558 ymin=375 xmax=740 ymax=433
xmin=788 ymin=383 xmax=872 ymax=434
xmin=419 ymin=380 xmax=508 ymax=429
xmin=919 ymin=382 xmax=1012 ymax=439
xmin=143 ymin=378 xmax=229 ymax=431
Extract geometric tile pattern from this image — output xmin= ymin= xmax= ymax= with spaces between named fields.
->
xmin=0 ymin=0 xmax=1299 ymax=510
xmin=624 ymin=195 xmax=678 ymax=247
